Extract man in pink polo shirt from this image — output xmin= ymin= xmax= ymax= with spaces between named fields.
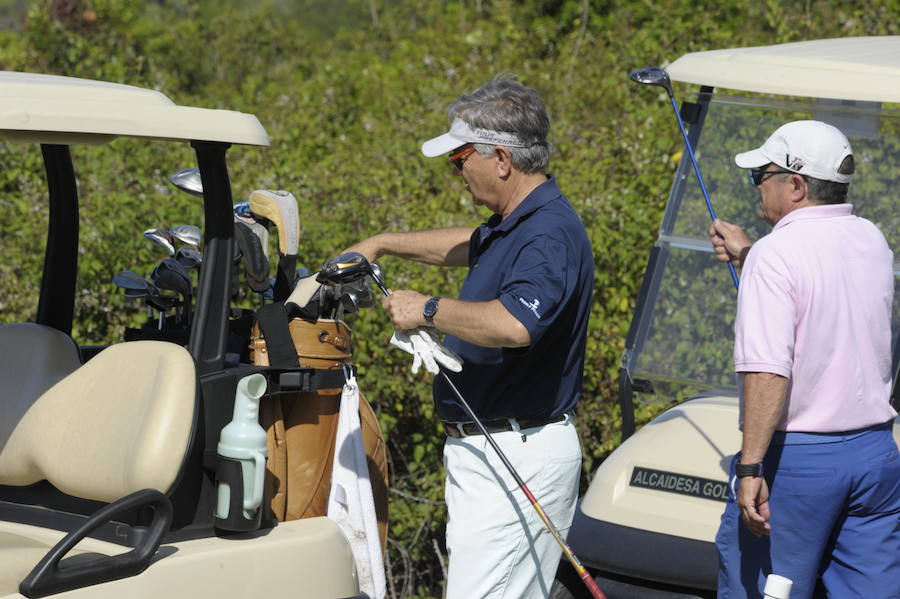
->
xmin=708 ymin=120 xmax=899 ymax=598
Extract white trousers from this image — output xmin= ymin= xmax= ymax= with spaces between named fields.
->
xmin=443 ymin=416 xmax=581 ymax=599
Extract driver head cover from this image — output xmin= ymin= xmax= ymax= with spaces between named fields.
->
xmin=248 ymin=190 xmax=300 ymax=256
xmin=735 ymin=120 xmax=853 ymax=183
xmin=421 ymin=117 xmax=529 ymax=157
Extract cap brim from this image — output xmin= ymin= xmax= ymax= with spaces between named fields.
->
xmin=421 ymin=132 xmax=465 ymax=158
xmin=734 ymin=148 xmax=770 ymax=169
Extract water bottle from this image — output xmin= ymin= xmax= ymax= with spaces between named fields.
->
xmin=763 ymin=574 xmax=793 ymax=599
xmin=215 ymin=373 xmax=268 ymax=531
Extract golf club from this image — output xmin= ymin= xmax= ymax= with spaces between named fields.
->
xmin=234 ymin=218 xmax=271 ymax=294
xmin=317 ymin=252 xmax=389 ymax=295
xmin=370 ymin=271 xmax=607 ymax=599
xmin=152 ymin=258 xmax=193 ymax=326
xmin=168 ymin=167 xmax=204 ymax=197
xmin=175 ymin=247 xmax=202 ymax=270
xmin=630 ymin=66 xmax=740 ymax=290
xmin=143 ymin=228 xmax=176 ymax=257
xmin=248 ymin=189 xmax=300 ymax=302
xmin=169 ymin=224 xmax=202 ymax=250
xmin=113 ymin=270 xmax=157 ymax=320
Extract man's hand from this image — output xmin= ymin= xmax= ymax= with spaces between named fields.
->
xmin=381 ymin=289 xmax=428 ymax=331
xmin=737 ymin=475 xmax=771 ymax=536
xmin=709 ymin=219 xmax=752 ymax=268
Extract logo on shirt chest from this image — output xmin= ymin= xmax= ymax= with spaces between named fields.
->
xmin=518 ymin=297 xmax=542 ymax=318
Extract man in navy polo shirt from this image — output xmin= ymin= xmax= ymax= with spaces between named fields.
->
xmin=346 ymin=77 xmax=594 ymax=598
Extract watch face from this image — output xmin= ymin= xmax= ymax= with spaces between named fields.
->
xmin=424 ymin=297 xmax=439 ymax=318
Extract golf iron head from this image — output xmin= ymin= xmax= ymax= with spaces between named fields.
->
xmin=169 ymin=224 xmax=202 ymax=250
xmin=144 ymin=228 xmax=176 ymax=256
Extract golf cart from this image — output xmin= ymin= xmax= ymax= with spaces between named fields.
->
xmin=0 ymin=73 xmax=365 ymax=598
xmin=554 ymin=37 xmax=900 ymax=598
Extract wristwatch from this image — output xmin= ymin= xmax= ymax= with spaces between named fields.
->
xmin=735 ymin=462 xmax=764 ymax=478
xmin=423 ymin=296 xmax=441 ymax=325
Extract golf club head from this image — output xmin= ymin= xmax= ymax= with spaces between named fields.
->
xmin=147 ymin=291 xmax=179 ymax=314
xmin=113 ymin=270 xmax=153 ymax=293
xmin=369 ymin=262 xmax=388 ymax=295
xmin=248 ymin=189 xmax=300 ymax=257
xmin=144 ymin=228 xmax=176 ymax=256
xmin=629 ymin=66 xmax=673 ymax=96
xmin=168 ymin=167 xmax=204 ymax=197
xmin=169 ymin=224 xmax=202 ymax=250
xmin=340 ymin=289 xmax=360 ymax=315
xmin=123 ymin=288 xmax=148 ymax=299
xmin=234 ymin=218 xmax=271 ymax=293
xmin=317 ymin=251 xmax=373 ymax=286
xmin=355 ymin=283 xmax=376 ymax=309
xmin=175 ymin=247 xmax=202 ymax=270
xmin=233 ymin=201 xmax=255 ymax=220
xmin=152 ymin=258 xmax=192 ymax=298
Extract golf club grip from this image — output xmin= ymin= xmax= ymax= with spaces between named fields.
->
xmin=667 ymin=95 xmax=740 ymax=291
xmin=438 ymin=370 xmax=607 ymax=599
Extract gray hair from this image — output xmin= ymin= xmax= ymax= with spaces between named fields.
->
xmin=447 ymin=77 xmax=550 ymax=174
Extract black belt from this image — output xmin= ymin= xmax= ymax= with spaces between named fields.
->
xmin=442 ymin=413 xmax=567 ymax=438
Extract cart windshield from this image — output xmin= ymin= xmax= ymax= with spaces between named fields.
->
xmin=628 ymin=93 xmax=900 ymax=403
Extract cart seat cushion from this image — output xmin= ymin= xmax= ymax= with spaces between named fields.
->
xmin=0 ymin=341 xmax=196 ymax=503
xmin=0 ymin=323 xmax=82 ymax=450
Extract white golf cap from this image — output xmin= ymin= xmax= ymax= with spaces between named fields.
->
xmin=421 ymin=117 xmax=530 ymax=157
xmin=734 ymin=120 xmax=853 ymax=183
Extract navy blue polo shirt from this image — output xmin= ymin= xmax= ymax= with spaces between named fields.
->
xmin=433 ymin=176 xmax=594 ymax=422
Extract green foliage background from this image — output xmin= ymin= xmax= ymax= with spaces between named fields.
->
xmin=0 ymin=1 xmax=896 ymax=596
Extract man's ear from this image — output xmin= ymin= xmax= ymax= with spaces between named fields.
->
xmin=789 ymin=173 xmax=808 ymax=203
xmin=495 ymin=146 xmax=512 ymax=177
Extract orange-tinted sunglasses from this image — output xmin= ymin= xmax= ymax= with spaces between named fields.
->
xmin=448 ymin=147 xmax=476 ymax=170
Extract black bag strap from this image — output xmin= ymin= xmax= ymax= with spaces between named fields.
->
xmin=255 ymin=303 xmax=299 ymax=368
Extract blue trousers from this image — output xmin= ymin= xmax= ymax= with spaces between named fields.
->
xmin=716 ymin=422 xmax=900 ymax=599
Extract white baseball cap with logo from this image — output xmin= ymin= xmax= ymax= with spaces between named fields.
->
xmin=734 ymin=120 xmax=853 ymax=183
xmin=421 ymin=117 xmax=530 ymax=157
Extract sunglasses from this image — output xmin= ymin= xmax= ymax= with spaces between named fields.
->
xmin=448 ymin=147 xmax=476 ymax=170
xmin=748 ymin=167 xmax=802 ymax=186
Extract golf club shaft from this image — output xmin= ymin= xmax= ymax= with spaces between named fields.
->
xmin=374 ymin=282 xmax=605 ymax=597
xmin=666 ymin=94 xmax=740 ymax=290
xmin=439 ymin=371 xmax=607 ymax=599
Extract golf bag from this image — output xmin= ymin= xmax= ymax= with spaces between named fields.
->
xmin=250 ymin=311 xmax=388 ymax=550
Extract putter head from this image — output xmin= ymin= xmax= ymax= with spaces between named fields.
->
xmin=168 ymin=168 xmax=204 ymax=197
xmin=629 ymin=66 xmax=673 ymax=95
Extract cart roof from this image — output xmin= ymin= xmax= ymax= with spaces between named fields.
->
xmin=666 ymin=36 xmax=900 ymax=103
xmin=0 ymin=71 xmax=269 ymax=146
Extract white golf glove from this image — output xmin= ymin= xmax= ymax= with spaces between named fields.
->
xmin=389 ymin=328 xmax=463 ymax=375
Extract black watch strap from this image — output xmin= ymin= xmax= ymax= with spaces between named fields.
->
xmin=735 ymin=462 xmax=764 ymax=478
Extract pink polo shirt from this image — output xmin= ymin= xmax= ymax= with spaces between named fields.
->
xmin=734 ymin=203 xmax=897 ymax=432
